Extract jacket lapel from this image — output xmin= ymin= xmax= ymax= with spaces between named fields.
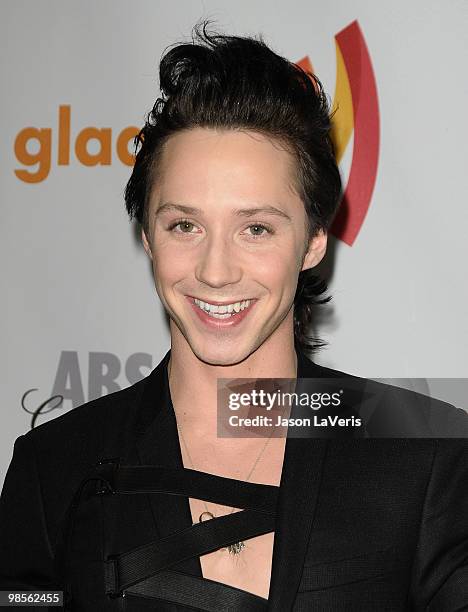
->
xmin=267 ymin=349 xmax=329 ymax=610
xmin=133 ymin=349 xmax=203 ymax=577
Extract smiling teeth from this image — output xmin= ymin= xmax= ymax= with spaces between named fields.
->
xmin=194 ymin=298 xmax=252 ymax=318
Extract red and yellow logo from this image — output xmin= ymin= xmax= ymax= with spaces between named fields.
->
xmin=298 ymin=20 xmax=380 ymax=245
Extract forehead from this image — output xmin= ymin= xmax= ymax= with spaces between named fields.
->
xmin=151 ymin=127 xmax=300 ymax=206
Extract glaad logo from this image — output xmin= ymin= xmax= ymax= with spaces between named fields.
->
xmin=13 ymin=19 xmax=379 ymax=244
xmin=14 ymin=105 xmax=139 ymax=183
xmin=21 ymin=350 xmax=152 ymax=429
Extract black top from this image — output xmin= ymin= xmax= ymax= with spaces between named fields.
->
xmin=91 ymin=347 xmax=280 ymax=609
xmin=1 ymin=347 xmax=468 ymax=611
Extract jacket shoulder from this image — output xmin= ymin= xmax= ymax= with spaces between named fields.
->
xmin=16 ymin=378 xmax=147 ymax=487
xmin=24 ymin=378 xmax=146 ymax=445
xmin=304 ymin=355 xmax=468 ymax=437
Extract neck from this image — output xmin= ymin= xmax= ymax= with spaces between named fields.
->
xmin=168 ymin=325 xmax=298 ymax=438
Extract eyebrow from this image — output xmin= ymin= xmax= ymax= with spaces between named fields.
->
xmin=154 ymin=202 xmax=292 ymax=222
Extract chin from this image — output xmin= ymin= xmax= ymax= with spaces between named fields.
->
xmin=191 ymin=340 xmax=255 ymax=367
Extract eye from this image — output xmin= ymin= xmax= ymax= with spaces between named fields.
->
xmin=245 ymin=223 xmax=274 ymax=238
xmin=167 ymin=219 xmax=198 ymax=234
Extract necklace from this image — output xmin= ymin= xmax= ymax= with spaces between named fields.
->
xmin=176 ymin=419 xmax=277 ymax=555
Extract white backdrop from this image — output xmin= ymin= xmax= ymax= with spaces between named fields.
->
xmin=2 ymin=0 xmax=467 ymax=486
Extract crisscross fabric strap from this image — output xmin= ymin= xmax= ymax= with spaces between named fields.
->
xmin=125 ymin=568 xmax=268 ymax=611
xmin=95 ymin=463 xmax=279 ymax=512
xmin=97 ymin=463 xmax=279 ymax=596
xmin=104 ymin=507 xmax=276 ymax=595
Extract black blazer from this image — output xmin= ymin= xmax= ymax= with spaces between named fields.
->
xmin=1 ymin=348 xmax=467 ymax=611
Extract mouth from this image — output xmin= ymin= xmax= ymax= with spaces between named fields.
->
xmin=185 ymin=295 xmax=258 ymax=326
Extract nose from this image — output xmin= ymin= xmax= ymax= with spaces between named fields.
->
xmin=194 ymin=232 xmax=242 ymax=289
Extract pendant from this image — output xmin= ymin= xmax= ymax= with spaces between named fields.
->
xmin=198 ymin=511 xmax=245 ymax=554
xmin=227 ymin=541 xmax=245 ymax=555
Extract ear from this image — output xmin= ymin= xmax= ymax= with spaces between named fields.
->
xmin=301 ymin=229 xmax=327 ymax=271
xmin=141 ymin=227 xmax=153 ymax=261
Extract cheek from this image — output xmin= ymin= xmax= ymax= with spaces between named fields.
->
xmin=152 ymin=241 xmax=192 ymax=280
xmin=252 ymin=251 xmax=300 ymax=292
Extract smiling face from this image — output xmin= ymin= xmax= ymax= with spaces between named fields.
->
xmin=141 ymin=127 xmax=327 ymax=366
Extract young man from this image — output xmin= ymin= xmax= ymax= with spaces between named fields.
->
xmin=1 ymin=22 xmax=467 ymax=611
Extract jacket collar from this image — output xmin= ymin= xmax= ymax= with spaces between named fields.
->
xmin=134 ymin=346 xmax=329 ymax=608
